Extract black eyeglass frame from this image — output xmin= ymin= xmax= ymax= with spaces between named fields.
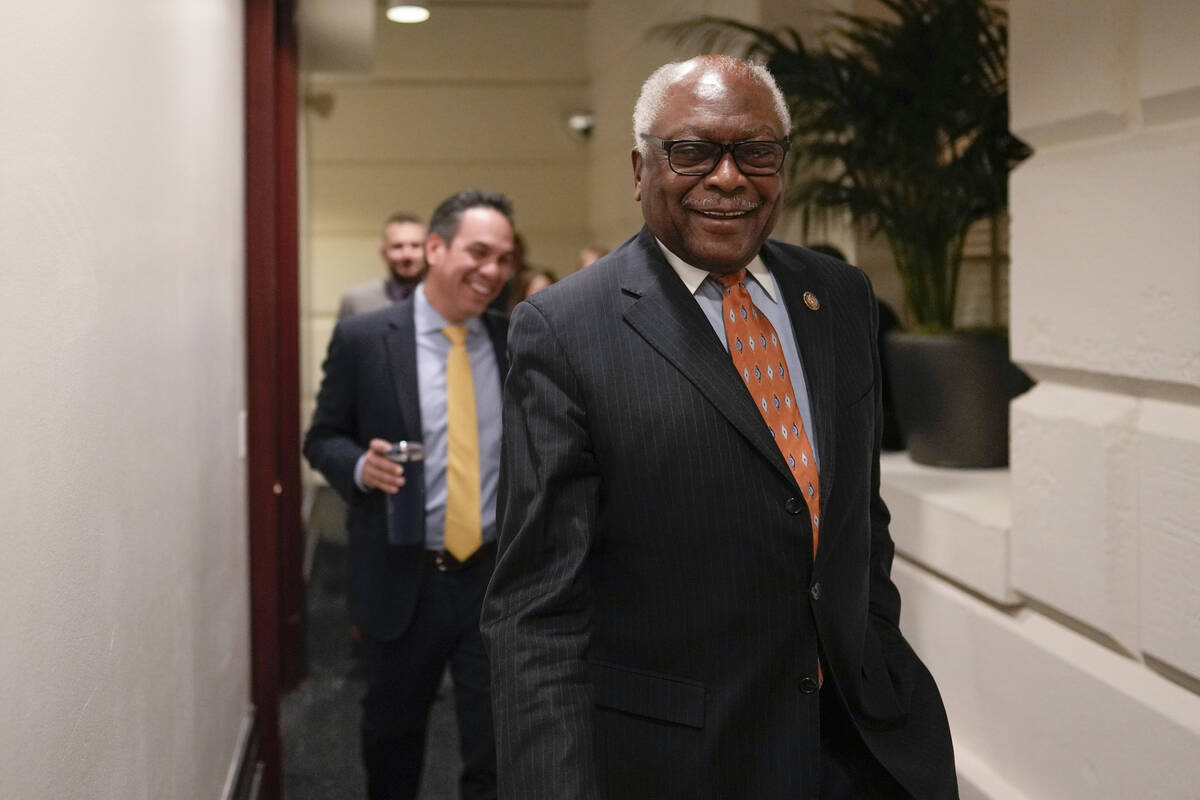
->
xmin=640 ymin=134 xmax=791 ymax=177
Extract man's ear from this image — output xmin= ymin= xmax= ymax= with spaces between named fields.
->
xmin=632 ymin=149 xmax=644 ymax=202
xmin=424 ymin=232 xmax=445 ymax=267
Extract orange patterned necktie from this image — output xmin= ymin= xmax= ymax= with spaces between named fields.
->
xmin=713 ymin=269 xmax=821 ymax=557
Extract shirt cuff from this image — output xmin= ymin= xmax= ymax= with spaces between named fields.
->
xmin=353 ymin=451 xmax=368 ymax=492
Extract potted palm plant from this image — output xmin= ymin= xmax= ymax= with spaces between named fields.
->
xmin=657 ymin=0 xmax=1033 ymax=467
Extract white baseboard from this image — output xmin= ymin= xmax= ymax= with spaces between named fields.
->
xmin=220 ymin=705 xmax=258 ymax=800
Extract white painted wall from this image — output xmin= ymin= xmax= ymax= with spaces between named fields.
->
xmin=885 ymin=1 xmax=1200 ymax=797
xmin=0 ymin=4 xmax=250 ymax=799
xmin=1010 ymin=0 xmax=1200 ymax=679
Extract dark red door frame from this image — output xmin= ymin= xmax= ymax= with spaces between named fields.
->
xmin=245 ymin=0 xmax=304 ymax=796
xmin=272 ymin=0 xmax=306 ymax=696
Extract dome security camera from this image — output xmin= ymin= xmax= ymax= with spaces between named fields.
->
xmin=566 ymin=113 xmax=595 ymax=139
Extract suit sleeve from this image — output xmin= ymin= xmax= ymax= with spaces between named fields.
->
xmin=481 ymin=300 xmax=603 ymax=800
xmin=303 ymin=321 xmax=367 ymax=502
xmin=860 ymin=271 xmax=903 ymax=632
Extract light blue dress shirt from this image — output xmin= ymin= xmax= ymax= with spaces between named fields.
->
xmin=413 ymin=285 xmax=503 ymax=550
xmin=657 ymin=240 xmax=820 ymax=469
xmin=354 ymin=285 xmax=503 ymax=549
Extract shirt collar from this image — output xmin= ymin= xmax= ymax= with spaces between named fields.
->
xmin=414 ymin=284 xmax=485 ymax=338
xmin=654 ymin=238 xmax=776 ymax=302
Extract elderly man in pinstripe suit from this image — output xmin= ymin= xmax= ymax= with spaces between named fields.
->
xmin=482 ymin=55 xmax=958 ymax=799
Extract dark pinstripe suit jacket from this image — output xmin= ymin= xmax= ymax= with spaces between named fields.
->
xmin=304 ymin=296 xmax=508 ymax=641
xmin=482 ymin=228 xmax=956 ymax=799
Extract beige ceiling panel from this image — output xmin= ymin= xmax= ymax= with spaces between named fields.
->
xmin=310 ymin=161 xmax=588 ymax=235
xmin=587 ymin=0 xmax=665 ymax=59
xmin=307 ymin=84 xmax=591 ymax=162
xmin=587 ymin=0 xmax=761 ymax=79
xmin=435 ymin=0 xmax=584 ymax=5
xmin=372 ymin=6 xmax=586 ymax=82
xmin=514 ymin=229 xmax=598 ymax=277
xmin=589 ymin=154 xmax=643 ymax=243
xmin=587 ymin=2 xmax=681 ymax=83
xmin=297 ymin=0 xmax=374 ymax=74
xmin=308 ymin=234 xmax=388 ymax=314
xmin=591 ymin=55 xmax=667 ymax=153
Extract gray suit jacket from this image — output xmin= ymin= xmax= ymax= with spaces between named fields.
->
xmin=337 ymin=276 xmax=409 ymax=320
xmin=482 ymin=228 xmax=956 ymax=799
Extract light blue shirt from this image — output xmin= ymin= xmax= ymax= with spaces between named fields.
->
xmin=657 ymin=240 xmax=820 ymax=470
xmin=354 ymin=284 xmax=503 ymax=549
xmin=414 ymin=285 xmax=503 ymax=550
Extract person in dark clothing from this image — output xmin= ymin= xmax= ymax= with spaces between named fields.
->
xmin=807 ymin=243 xmax=905 ymax=451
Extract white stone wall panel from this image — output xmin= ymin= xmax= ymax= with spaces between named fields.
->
xmin=1139 ymin=0 xmax=1200 ymax=111
xmin=1010 ymin=384 xmax=1140 ymax=652
xmin=1010 ymin=0 xmax=1137 ymax=144
xmin=894 ymin=559 xmax=1200 ymax=800
xmin=1138 ymin=398 xmax=1200 ymax=681
xmin=881 ymin=454 xmax=1016 ymax=604
xmin=1010 ymin=128 xmax=1200 ymax=387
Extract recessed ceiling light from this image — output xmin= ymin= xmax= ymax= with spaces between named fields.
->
xmin=386 ymin=1 xmax=430 ymax=24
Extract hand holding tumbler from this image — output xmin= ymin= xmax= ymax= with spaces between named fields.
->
xmin=385 ymin=440 xmax=425 ymax=545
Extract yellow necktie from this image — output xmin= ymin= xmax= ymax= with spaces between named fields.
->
xmin=713 ymin=270 xmax=821 ymax=557
xmin=442 ymin=325 xmax=481 ymax=561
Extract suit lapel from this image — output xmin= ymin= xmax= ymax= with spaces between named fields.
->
xmin=383 ymin=298 xmax=423 ymax=436
xmin=764 ymin=242 xmax=838 ymax=512
xmin=384 ymin=299 xmax=507 ymax=437
xmin=482 ymin=310 xmax=509 ymax=380
xmin=619 ymin=230 xmax=798 ymax=491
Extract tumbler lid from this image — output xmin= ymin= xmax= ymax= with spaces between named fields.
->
xmin=387 ymin=440 xmax=424 ymax=462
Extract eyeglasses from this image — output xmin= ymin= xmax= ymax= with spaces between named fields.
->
xmin=640 ymin=135 xmax=790 ymax=177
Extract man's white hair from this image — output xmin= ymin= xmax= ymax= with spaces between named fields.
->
xmin=632 ymin=56 xmax=792 ymax=156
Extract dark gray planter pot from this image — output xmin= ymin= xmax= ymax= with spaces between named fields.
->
xmin=884 ymin=330 xmax=1033 ymax=468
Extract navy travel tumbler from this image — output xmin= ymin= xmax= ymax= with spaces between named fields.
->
xmin=385 ymin=440 xmax=425 ymax=545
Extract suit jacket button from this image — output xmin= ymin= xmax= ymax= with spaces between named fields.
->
xmin=810 ymin=582 xmax=822 ymax=601
xmin=799 ymin=676 xmax=819 ymax=694
xmin=785 ymin=497 xmax=805 ymax=515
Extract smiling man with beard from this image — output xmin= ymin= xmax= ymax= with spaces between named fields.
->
xmin=307 ymin=190 xmax=516 ymax=800
xmin=482 ymin=56 xmax=958 ymax=799
xmin=338 ymin=211 xmax=428 ymax=320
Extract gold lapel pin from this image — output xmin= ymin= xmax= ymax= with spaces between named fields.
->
xmin=803 ymin=291 xmax=820 ymax=311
